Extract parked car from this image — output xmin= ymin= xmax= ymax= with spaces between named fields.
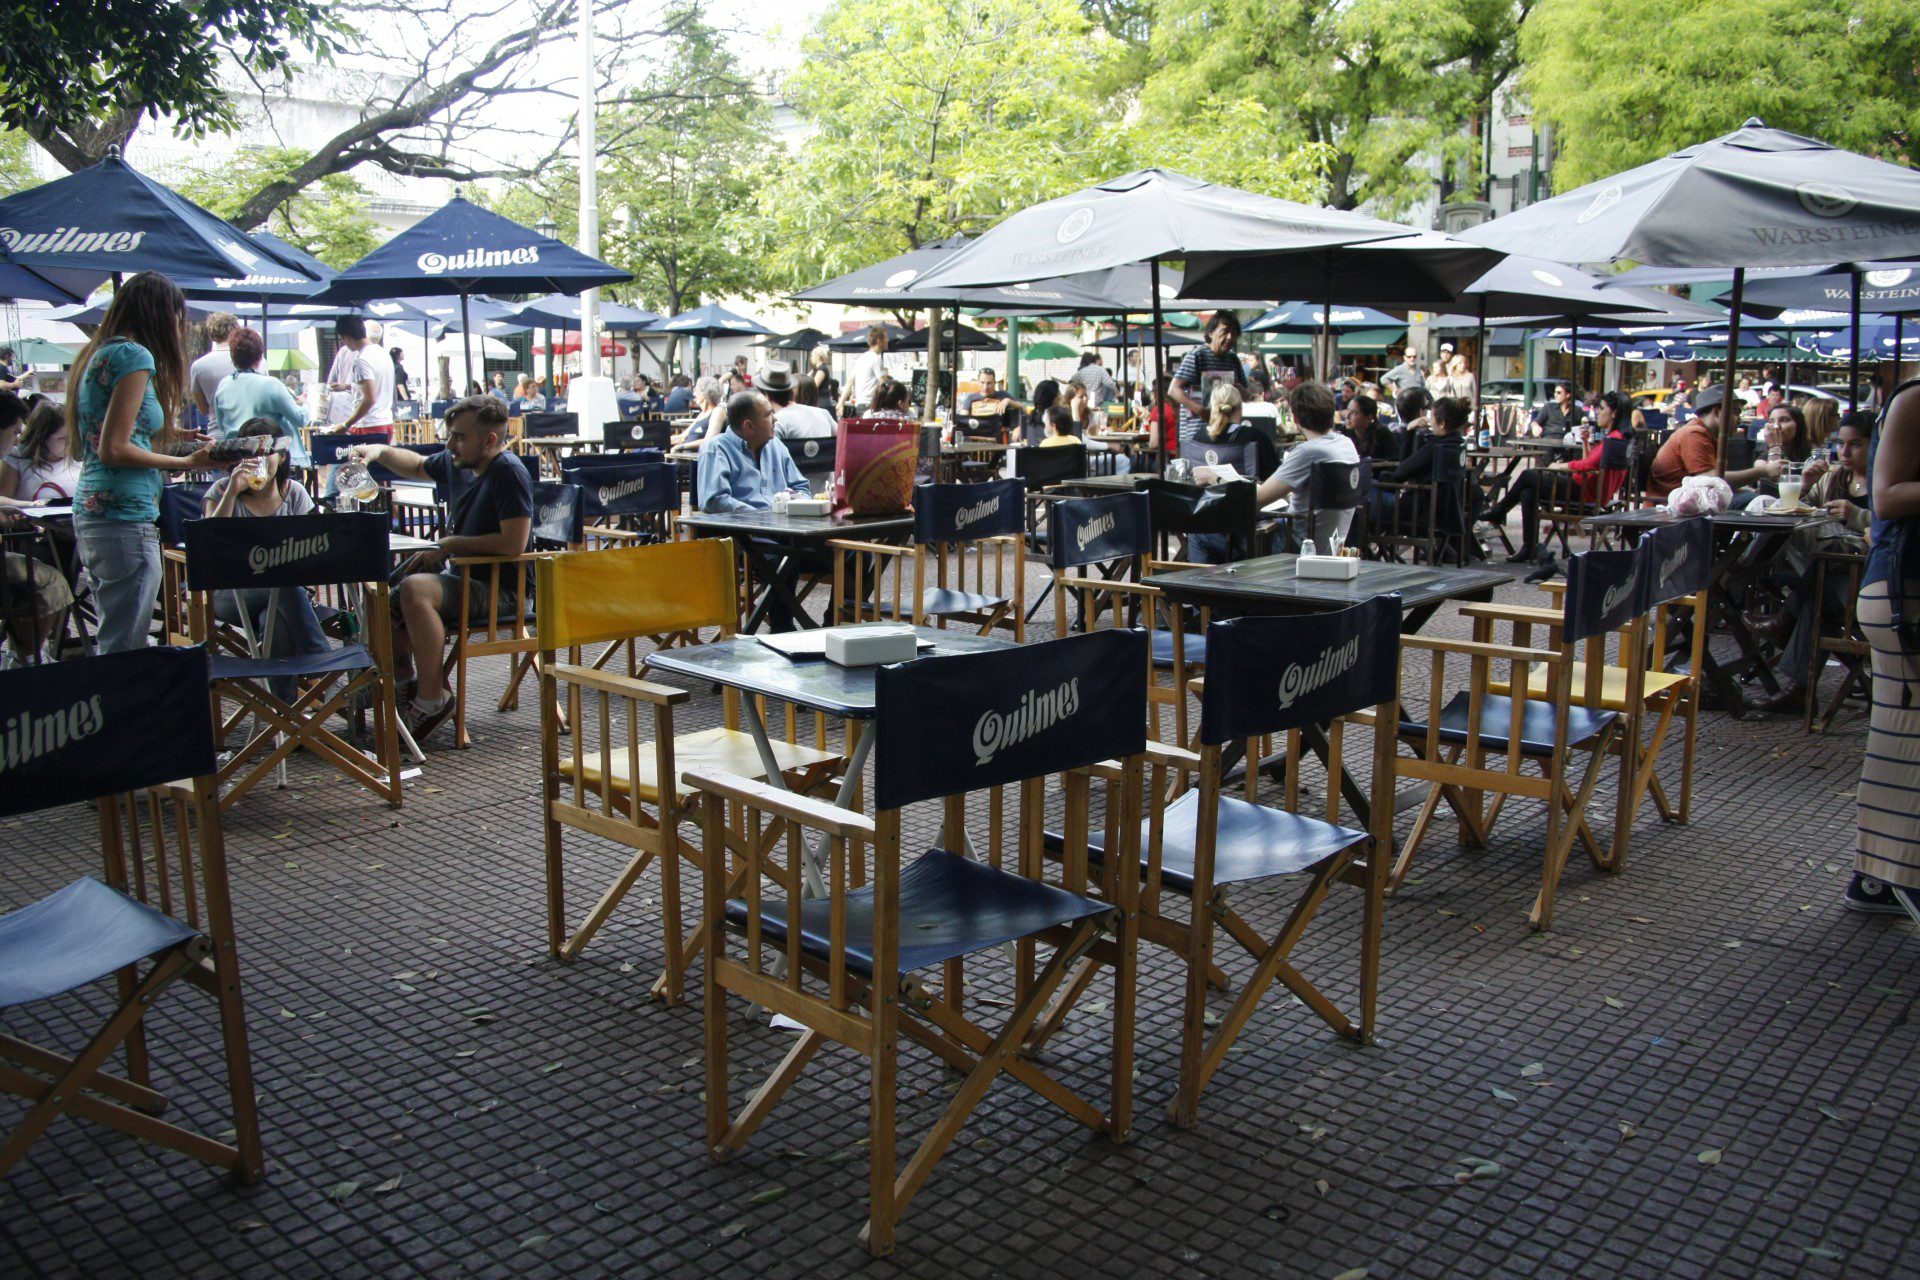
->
xmin=1479 ymin=379 xmax=1549 ymax=412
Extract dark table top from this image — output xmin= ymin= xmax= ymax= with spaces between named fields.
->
xmin=1582 ymin=508 xmax=1832 ymax=534
xmin=644 ymin=626 xmax=1015 ymax=718
xmin=1152 ymin=554 xmax=1509 ymax=614
xmin=1056 ymin=473 xmax=1153 ymax=494
xmin=675 ymin=509 xmax=915 ymax=541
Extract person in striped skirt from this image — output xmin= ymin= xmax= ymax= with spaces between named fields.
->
xmin=1850 ymin=378 xmax=1920 ymax=922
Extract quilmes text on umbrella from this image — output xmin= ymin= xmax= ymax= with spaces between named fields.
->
xmin=417 ymin=246 xmax=541 ymax=274
xmin=0 ymin=225 xmax=147 ymax=254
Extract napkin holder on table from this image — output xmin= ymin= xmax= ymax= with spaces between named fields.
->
xmin=785 ymin=497 xmax=831 ymax=516
xmin=1295 ymin=553 xmax=1360 ymax=580
xmin=823 ymin=624 xmax=919 ymax=667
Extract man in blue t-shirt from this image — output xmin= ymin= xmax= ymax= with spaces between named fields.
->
xmin=345 ymin=395 xmax=533 ymax=737
xmin=1169 ymin=311 xmax=1248 ymax=444
xmin=663 ymin=374 xmax=694 ymax=414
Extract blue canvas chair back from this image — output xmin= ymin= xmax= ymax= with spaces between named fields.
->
xmin=565 ymin=461 xmax=677 ymax=520
xmin=1180 ymin=436 xmax=1259 ymax=477
xmin=1014 ymin=441 xmax=1088 ymax=488
xmin=393 ymin=398 xmax=421 ymax=419
xmin=1198 ymin=596 xmax=1401 ymax=746
xmin=523 ymin=410 xmax=578 ymax=438
xmin=1639 ymin=407 xmax=1668 ymax=434
xmin=1562 ymin=548 xmax=1641 ymax=644
xmin=311 ymin=431 xmax=386 ymax=467
xmin=560 ymin=451 xmax=644 ymax=475
xmin=0 ymin=645 xmax=216 ymax=818
xmin=185 ymin=512 xmax=389 ymax=591
xmin=1305 ymin=458 xmax=1365 ymax=512
xmin=1599 ymin=432 xmax=1632 ymax=471
xmin=159 ymin=482 xmax=212 ymax=545
xmin=602 ymin=419 xmax=673 ymax=451
xmin=1634 ymin=516 xmax=1712 ymax=610
xmin=1724 ymin=434 xmax=1757 ymax=473
xmin=1143 ymin=477 xmax=1257 ymax=551
xmin=532 ymin=481 xmax=585 ymax=547
xmin=429 ymin=399 xmax=454 ymax=419
xmin=913 ymin=478 xmax=1025 ymax=545
xmin=1047 ymin=491 xmax=1152 ymax=571
xmin=873 ymin=628 xmax=1148 ymax=811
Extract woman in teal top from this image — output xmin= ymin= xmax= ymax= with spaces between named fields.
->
xmin=69 ymin=271 xmax=210 ymax=653
xmin=213 ymin=326 xmax=311 ymax=466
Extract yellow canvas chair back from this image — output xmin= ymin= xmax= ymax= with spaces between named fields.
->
xmin=536 ymin=537 xmax=842 ymax=1001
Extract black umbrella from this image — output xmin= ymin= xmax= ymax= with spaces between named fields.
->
xmin=892 ymin=319 xmax=999 ymax=352
xmin=825 ymin=323 xmax=916 ymax=352
xmin=911 ymin=169 xmax=1456 ymax=392
xmin=758 ymin=327 xmax=830 ymax=351
xmin=1466 ymin=120 xmax=1920 ymax=430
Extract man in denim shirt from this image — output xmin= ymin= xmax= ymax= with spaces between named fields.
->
xmin=697 ymin=392 xmax=812 ymax=512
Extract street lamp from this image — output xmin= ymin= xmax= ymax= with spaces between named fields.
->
xmin=535 ymin=217 xmax=559 ymax=393
xmin=535 ymin=216 xmax=558 ymax=240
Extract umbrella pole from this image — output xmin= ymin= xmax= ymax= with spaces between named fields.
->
xmin=1897 ymin=313 xmax=1907 ymax=389
xmin=1718 ymin=269 xmax=1745 ymax=473
xmin=1849 ymin=270 xmax=1862 ymax=414
xmin=461 ymin=292 xmax=474 ymax=397
xmin=1150 ymin=258 xmax=1167 ymax=440
xmin=927 ymin=305 xmax=941 ymax=423
xmin=1475 ymin=295 xmax=1487 ymax=438
xmin=950 ymin=312 xmax=960 ymax=420
xmin=1319 ymin=253 xmax=1333 ymax=383
xmin=1119 ymin=314 xmax=1131 ymax=407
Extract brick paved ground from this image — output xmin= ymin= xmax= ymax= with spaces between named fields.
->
xmin=3 ymin=556 xmax=1918 ymax=1280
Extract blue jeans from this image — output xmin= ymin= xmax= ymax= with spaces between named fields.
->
xmin=217 ymin=586 xmax=332 ymax=700
xmin=74 ymin=516 xmax=161 ymax=654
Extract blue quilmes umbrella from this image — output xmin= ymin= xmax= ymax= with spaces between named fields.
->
xmin=0 ymin=252 xmax=101 ymax=304
xmin=1247 ymin=301 xmax=1403 ymax=333
xmin=648 ymin=302 xmax=773 ymax=375
xmin=315 ymin=195 xmax=628 ymax=375
xmin=0 ymin=151 xmax=319 ymax=285
xmin=1796 ymin=319 xmax=1920 ymax=358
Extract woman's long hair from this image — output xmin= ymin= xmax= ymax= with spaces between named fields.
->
xmin=65 ymin=271 xmax=188 ymax=454
xmin=1595 ymin=390 xmax=1634 ymax=432
xmin=17 ymin=401 xmax=66 ymax=465
xmin=1207 ymin=381 xmax=1244 ymax=437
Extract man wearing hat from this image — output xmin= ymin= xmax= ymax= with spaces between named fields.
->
xmin=764 ymin=359 xmax=837 ymax=443
xmin=1648 ymin=382 xmax=1782 ymax=500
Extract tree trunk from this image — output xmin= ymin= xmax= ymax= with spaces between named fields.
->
xmin=27 ymin=106 xmax=144 ymax=171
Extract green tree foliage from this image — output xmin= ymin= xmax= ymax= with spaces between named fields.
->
xmin=183 ymin=147 xmax=381 ymax=269
xmin=1521 ymin=0 xmax=1919 ymax=188
xmin=598 ymin=12 xmax=772 ymax=319
xmin=0 ymin=131 xmax=41 ymax=197
xmin=1 ymin=0 xmax=340 ymax=171
xmin=1119 ymin=0 xmax=1528 ymax=215
xmin=766 ymin=0 xmax=1115 ymax=288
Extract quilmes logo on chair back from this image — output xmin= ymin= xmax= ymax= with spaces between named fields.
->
xmin=535 ymin=538 xmax=737 ymax=650
xmin=1563 ymin=549 xmax=1641 ymax=643
xmin=1634 ymin=516 xmax=1711 ymax=609
xmin=567 ymin=461 xmax=677 ymax=519
xmin=913 ymin=478 xmax=1026 ymax=545
xmin=532 ymin=481 xmax=584 ymax=546
xmin=1047 ymin=492 xmax=1151 ymax=571
xmin=873 ymin=629 xmax=1147 ymax=811
xmin=311 ymin=432 xmax=389 ymax=467
xmin=1198 ymin=596 xmax=1401 ymax=745
xmin=0 ymin=646 xmax=216 ymax=818
xmin=185 ymin=512 xmax=388 ymax=591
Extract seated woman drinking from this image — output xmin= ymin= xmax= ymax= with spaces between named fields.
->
xmin=1479 ymin=389 xmax=1634 ymax=562
xmin=202 ymin=418 xmax=333 ymax=697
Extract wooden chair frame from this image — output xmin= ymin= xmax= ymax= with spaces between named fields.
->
xmin=1391 ymin=622 xmax=1625 ymax=932
xmin=693 ymin=751 xmax=1141 ymax=1256
xmin=536 ymin=543 xmax=843 ymax=1002
xmin=1051 ymin=554 xmax=1208 ymax=747
xmin=831 ymin=530 xmax=1027 ymax=641
xmin=1 ymin=779 xmax=262 ymax=1183
xmin=186 ymin=564 xmax=404 ymax=813
xmin=1806 ymin=549 xmax=1870 ymax=734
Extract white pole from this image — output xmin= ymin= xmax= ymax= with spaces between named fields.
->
xmin=577 ymin=0 xmax=601 ymax=380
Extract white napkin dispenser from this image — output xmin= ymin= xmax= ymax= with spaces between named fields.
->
xmin=823 ymin=624 xmax=919 ymax=667
xmin=1295 ymin=553 xmax=1360 ymax=580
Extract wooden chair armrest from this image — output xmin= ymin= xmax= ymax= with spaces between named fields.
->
xmin=585 ymin=524 xmax=650 ymax=543
xmin=1144 ymin=739 xmax=1203 ymax=772
xmin=1402 ymin=634 xmax=1559 ymax=665
xmin=162 ymin=545 xmax=187 ymax=564
xmin=546 ymin=662 xmax=690 ymax=706
xmin=1146 ymin=558 xmax=1205 ymax=575
xmin=681 ymin=768 xmax=876 ymax=839
xmin=449 ymin=550 xmax=547 ymax=569
xmin=1459 ymin=602 xmax=1563 ymax=626
xmin=1535 ymin=581 xmax=1567 ymax=600
xmin=826 ymin=538 xmax=907 ymax=556
xmin=1055 ymin=576 xmax=1159 ymax=601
